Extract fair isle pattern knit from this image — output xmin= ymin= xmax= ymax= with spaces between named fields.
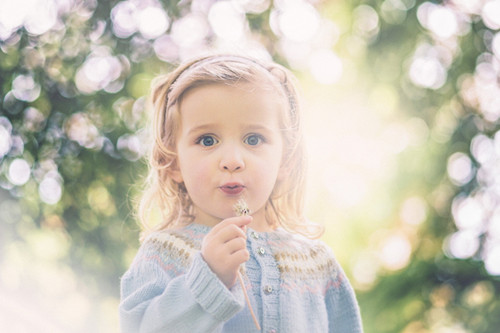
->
xmin=272 ymin=238 xmax=340 ymax=294
xmin=120 ymin=223 xmax=363 ymax=333
xmin=142 ymin=229 xmax=200 ymax=276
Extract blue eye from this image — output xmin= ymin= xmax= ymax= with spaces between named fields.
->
xmin=197 ymin=135 xmax=218 ymax=147
xmin=245 ymin=134 xmax=263 ymax=146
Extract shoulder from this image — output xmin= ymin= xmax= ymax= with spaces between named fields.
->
xmin=142 ymin=230 xmax=197 ymax=258
xmin=142 ymin=223 xmax=208 ymax=250
xmin=270 ymin=228 xmax=335 ymax=258
xmin=132 ymin=224 xmax=207 ymax=274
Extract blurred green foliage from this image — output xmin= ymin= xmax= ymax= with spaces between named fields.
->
xmin=1 ymin=0 xmax=500 ymax=332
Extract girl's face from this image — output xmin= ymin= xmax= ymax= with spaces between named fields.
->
xmin=171 ymin=83 xmax=285 ymax=230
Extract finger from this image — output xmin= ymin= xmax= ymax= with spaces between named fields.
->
xmin=225 ymin=236 xmax=247 ymax=255
xmin=202 ymin=228 xmax=245 ymax=255
xmin=228 ymin=248 xmax=250 ymax=267
xmin=217 ymin=224 xmax=248 ymax=244
xmin=211 ymin=216 xmax=252 ymax=235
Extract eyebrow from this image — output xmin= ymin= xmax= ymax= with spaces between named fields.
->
xmin=243 ymin=124 xmax=275 ymax=133
xmin=186 ymin=123 xmax=276 ymax=136
xmin=186 ymin=124 xmax=218 ymax=136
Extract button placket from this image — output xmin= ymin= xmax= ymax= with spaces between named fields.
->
xmin=247 ymin=228 xmax=280 ymax=332
xmin=263 ymin=285 xmax=273 ymax=295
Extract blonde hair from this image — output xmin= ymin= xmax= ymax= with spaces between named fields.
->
xmin=138 ymin=54 xmax=323 ymax=239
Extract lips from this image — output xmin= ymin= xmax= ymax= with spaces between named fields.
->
xmin=219 ymin=183 xmax=245 ymax=195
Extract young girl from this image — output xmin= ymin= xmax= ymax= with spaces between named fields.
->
xmin=119 ymin=54 xmax=363 ymax=332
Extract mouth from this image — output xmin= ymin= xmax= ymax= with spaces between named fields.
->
xmin=219 ymin=183 xmax=245 ymax=195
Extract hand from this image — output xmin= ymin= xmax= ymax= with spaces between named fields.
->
xmin=201 ymin=216 xmax=252 ymax=288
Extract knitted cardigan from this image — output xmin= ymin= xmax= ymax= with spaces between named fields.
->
xmin=119 ymin=223 xmax=363 ymax=333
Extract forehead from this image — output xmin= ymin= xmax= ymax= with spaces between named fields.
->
xmin=178 ymin=83 xmax=285 ymax=129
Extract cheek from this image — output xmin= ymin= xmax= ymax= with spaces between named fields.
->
xmin=181 ymin=166 xmax=210 ymax=199
xmin=182 ymin=156 xmax=213 ymax=184
xmin=254 ymin=153 xmax=282 ymax=183
xmin=193 ymin=167 xmax=211 ymax=183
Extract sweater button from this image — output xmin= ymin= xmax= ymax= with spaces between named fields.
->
xmin=250 ymin=231 xmax=259 ymax=239
xmin=257 ymin=247 xmax=266 ymax=255
xmin=263 ymin=285 xmax=273 ymax=294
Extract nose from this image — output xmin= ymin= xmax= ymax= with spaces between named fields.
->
xmin=219 ymin=144 xmax=245 ymax=172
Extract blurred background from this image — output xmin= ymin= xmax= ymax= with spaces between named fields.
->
xmin=1 ymin=0 xmax=500 ymax=332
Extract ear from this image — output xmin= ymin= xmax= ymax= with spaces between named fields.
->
xmin=168 ymin=162 xmax=184 ymax=183
xmin=170 ymin=170 xmax=183 ymax=183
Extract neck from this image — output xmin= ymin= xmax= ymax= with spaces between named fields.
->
xmin=190 ymin=205 xmax=276 ymax=231
xmin=248 ymin=209 xmax=276 ymax=232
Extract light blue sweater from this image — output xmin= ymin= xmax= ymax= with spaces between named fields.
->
xmin=119 ymin=223 xmax=363 ymax=333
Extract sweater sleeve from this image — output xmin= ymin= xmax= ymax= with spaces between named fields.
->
xmin=325 ymin=255 xmax=364 ymax=333
xmin=119 ymin=244 xmax=245 ymax=333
